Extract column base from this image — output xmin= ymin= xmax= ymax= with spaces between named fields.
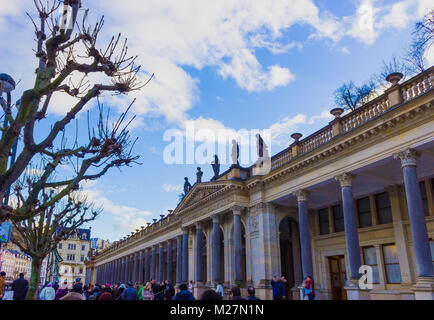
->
xmin=291 ymin=285 xmax=302 ymax=300
xmin=413 ymin=277 xmax=434 ymax=300
xmin=344 ymin=280 xmax=371 ymax=300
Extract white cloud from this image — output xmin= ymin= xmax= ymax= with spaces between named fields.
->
xmin=162 ymin=184 xmax=183 ymax=192
xmin=81 ymin=180 xmax=152 ymax=233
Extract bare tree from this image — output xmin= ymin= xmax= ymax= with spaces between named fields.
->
xmin=0 ymin=1 xmax=150 ymax=222
xmin=10 ymin=174 xmax=101 ymax=300
xmin=404 ymin=9 xmax=434 ymax=73
xmin=333 ymin=81 xmax=376 ymax=112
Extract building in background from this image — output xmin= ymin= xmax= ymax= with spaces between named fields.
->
xmin=56 ymin=228 xmax=91 ymax=288
xmin=0 ymin=243 xmax=31 ymax=282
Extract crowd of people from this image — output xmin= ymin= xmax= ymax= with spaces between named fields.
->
xmin=0 ymin=270 xmax=315 ymax=300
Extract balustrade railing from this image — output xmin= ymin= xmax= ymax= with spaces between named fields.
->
xmin=270 ymin=66 xmax=434 ymax=171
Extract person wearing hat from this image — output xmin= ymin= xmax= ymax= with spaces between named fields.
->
xmin=55 ymin=281 xmax=69 ymax=300
xmin=121 ymin=281 xmax=137 ymax=300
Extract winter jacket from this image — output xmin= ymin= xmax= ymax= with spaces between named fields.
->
xmin=60 ymin=292 xmax=85 ymax=300
xmin=121 ymin=287 xmax=138 ymax=300
xmin=173 ymin=290 xmax=195 ymax=300
xmin=55 ymin=287 xmax=69 ymax=300
xmin=231 ymin=295 xmax=245 ymax=300
xmin=270 ymin=280 xmax=285 ymax=300
xmin=246 ymin=295 xmax=260 ymax=300
xmin=165 ymin=285 xmax=175 ymax=300
xmin=98 ymin=292 xmax=113 ymax=300
xmin=40 ymin=286 xmax=56 ymax=300
xmin=11 ymin=277 xmax=28 ymax=300
xmin=0 ymin=276 xmax=5 ymax=298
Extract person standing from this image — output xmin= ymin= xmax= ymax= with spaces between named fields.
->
xmin=142 ymin=282 xmax=153 ymax=300
xmin=246 ymin=286 xmax=260 ymax=300
xmin=188 ymin=280 xmax=193 ymax=292
xmin=302 ymin=276 xmax=315 ymax=300
xmin=216 ymin=283 xmax=224 ymax=299
xmin=270 ymin=276 xmax=285 ymax=300
xmin=230 ymin=286 xmax=244 ymax=300
xmin=281 ymin=275 xmax=289 ymax=300
xmin=55 ymin=281 xmax=69 ymax=300
xmin=11 ymin=273 xmax=28 ymax=300
xmin=0 ymin=272 xmax=6 ymax=300
xmin=121 ymin=281 xmax=138 ymax=300
xmin=164 ymin=281 xmax=175 ymax=300
xmin=60 ymin=284 xmax=85 ymax=300
xmin=173 ymin=283 xmax=195 ymax=300
xmin=40 ymin=283 xmax=56 ymax=300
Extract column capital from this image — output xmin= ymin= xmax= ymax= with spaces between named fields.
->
xmin=181 ymin=226 xmax=189 ymax=234
xmin=195 ymin=221 xmax=203 ymax=229
xmin=210 ymin=213 xmax=220 ymax=223
xmin=394 ymin=148 xmax=421 ymax=168
xmin=293 ymin=189 xmax=309 ymax=202
xmin=231 ymin=205 xmax=244 ymax=215
xmin=335 ymin=172 xmax=356 ymax=188
xmin=166 ymin=239 xmax=173 ymax=246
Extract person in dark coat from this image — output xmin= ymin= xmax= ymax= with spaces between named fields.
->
xmin=55 ymin=281 xmax=69 ymax=300
xmin=246 ymin=286 xmax=260 ymax=300
xmin=121 ymin=282 xmax=137 ymax=300
xmin=164 ymin=281 xmax=175 ymax=300
xmin=115 ymin=284 xmax=125 ymax=300
xmin=151 ymin=279 xmax=159 ymax=299
xmin=11 ymin=273 xmax=28 ymax=300
xmin=230 ymin=286 xmax=244 ymax=300
xmin=271 ymin=276 xmax=285 ymax=300
xmin=201 ymin=289 xmax=222 ymax=301
xmin=173 ymin=283 xmax=195 ymax=300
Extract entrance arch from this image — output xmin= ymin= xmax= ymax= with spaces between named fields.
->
xmin=279 ymin=216 xmax=302 ymax=299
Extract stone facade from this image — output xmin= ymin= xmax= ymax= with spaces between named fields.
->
xmin=86 ymin=67 xmax=434 ymax=300
xmin=57 ymin=229 xmax=90 ymax=288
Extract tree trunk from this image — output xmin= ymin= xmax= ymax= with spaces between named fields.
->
xmin=26 ymin=257 xmax=42 ymax=300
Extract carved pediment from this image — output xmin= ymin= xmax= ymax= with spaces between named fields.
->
xmin=173 ymin=181 xmax=231 ymax=214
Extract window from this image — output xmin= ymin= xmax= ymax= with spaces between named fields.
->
xmin=318 ymin=208 xmax=330 ymax=235
xmin=420 ymin=181 xmax=430 ymax=216
xmin=81 ymin=255 xmax=84 ymax=262
xmin=357 ymin=197 xmax=372 ymax=228
xmin=333 ymin=204 xmax=344 ymax=232
xmin=58 ymin=243 xmax=62 ymax=249
xmin=79 ymin=268 xmax=83 ymax=274
xmin=375 ymin=192 xmax=393 ymax=224
xmin=68 ymin=243 xmax=76 ymax=250
xmin=81 ymin=244 xmax=86 ymax=251
xmin=67 ymin=254 xmax=75 ymax=261
xmin=382 ymin=244 xmax=402 ymax=283
xmin=362 ymin=247 xmax=379 ymax=283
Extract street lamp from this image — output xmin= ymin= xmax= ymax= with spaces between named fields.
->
xmin=59 ymin=0 xmax=81 ymax=40
xmin=0 ymin=73 xmax=17 ymax=206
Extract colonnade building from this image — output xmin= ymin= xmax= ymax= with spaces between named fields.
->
xmin=85 ymin=68 xmax=434 ymax=300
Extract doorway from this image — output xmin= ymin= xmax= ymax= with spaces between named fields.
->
xmin=328 ymin=255 xmax=347 ymax=300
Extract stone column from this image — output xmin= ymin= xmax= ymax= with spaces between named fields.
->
xmin=294 ymin=190 xmax=313 ymax=279
xmin=133 ymin=252 xmax=139 ymax=282
xmin=158 ymin=243 xmax=164 ymax=282
xmin=119 ymin=258 xmax=124 ymax=283
xmin=125 ymin=256 xmax=130 ymax=283
xmin=233 ymin=207 xmax=243 ymax=282
xmin=151 ymin=246 xmax=156 ymax=280
xmin=195 ymin=222 xmax=204 ymax=283
xmin=144 ymin=248 xmax=150 ymax=282
xmin=291 ymin=220 xmax=303 ymax=285
xmin=335 ymin=173 xmax=362 ymax=280
xmin=211 ymin=214 xmax=221 ymax=284
xmin=176 ymin=235 xmax=182 ymax=284
xmin=394 ymin=149 xmax=434 ymax=299
xmin=139 ymin=250 xmax=144 ymax=284
xmin=182 ymin=229 xmax=189 ymax=283
xmin=167 ymin=240 xmax=173 ymax=282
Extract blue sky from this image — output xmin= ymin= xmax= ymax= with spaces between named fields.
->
xmin=0 ymin=0 xmax=433 ymax=242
